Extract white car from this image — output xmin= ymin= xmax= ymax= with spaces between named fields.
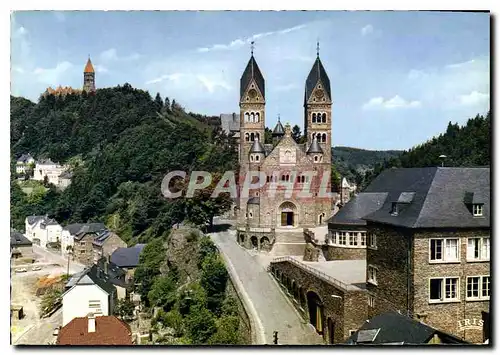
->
xmin=15 ymin=268 xmax=27 ymax=273
xmin=32 ymin=266 xmax=42 ymax=271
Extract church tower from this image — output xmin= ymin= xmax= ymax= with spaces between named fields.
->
xmin=239 ymin=44 xmax=266 ymax=170
xmin=83 ymin=57 xmax=96 ymax=92
xmin=304 ymin=43 xmax=332 ymax=164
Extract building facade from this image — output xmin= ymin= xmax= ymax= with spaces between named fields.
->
xmin=92 ymin=231 xmax=127 ymax=264
xmin=236 ymin=50 xmax=334 ymax=253
xmin=25 ymin=215 xmax=63 ymax=248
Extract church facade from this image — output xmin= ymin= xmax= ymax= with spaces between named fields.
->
xmin=236 ymin=50 xmax=334 ymax=252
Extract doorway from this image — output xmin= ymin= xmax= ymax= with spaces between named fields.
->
xmin=327 ymin=318 xmax=335 ymax=344
xmin=281 ymin=212 xmax=294 ymax=226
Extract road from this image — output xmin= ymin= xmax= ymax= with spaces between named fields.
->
xmin=209 ymin=219 xmax=323 ymax=345
xmin=11 ymin=246 xmax=86 ymax=345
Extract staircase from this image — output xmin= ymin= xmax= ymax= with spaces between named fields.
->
xmin=270 ymin=228 xmax=307 ymax=256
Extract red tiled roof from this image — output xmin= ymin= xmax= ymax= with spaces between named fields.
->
xmin=84 ymin=58 xmax=95 ymax=73
xmin=56 ymin=316 xmax=133 ymax=345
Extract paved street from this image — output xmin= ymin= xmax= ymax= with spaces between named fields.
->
xmin=32 ymin=245 xmax=86 ymax=274
xmin=209 ymin=220 xmax=323 ymax=345
xmin=13 ymin=309 xmax=62 ymax=345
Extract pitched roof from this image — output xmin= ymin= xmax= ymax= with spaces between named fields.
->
xmin=11 ymin=229 xmax=32 ymax=247
xmin=249 ymin=139 xmax=266 ymax=153
xmin=272 ymin=119 xmax=285 ymax=136
xmin=59 ymin=170 xmax=73 ymax=179
xmin=111 ymin=244 xmax=146 ymax=268
xmin=363 ymin=167 xmax=490 ymax=228
xmin=17 ymin=153 xmax=34 ymax=163
xmin=95 ymin=257 xmax=129 ymax=288
xmin=306 ymin=137 xmax=323 ymax=154
xmin=56 ymin=316 xmax=132 ymax=345
xmin=92 ymin=230 xmax=122 ymax=246
xmin=220 ymin=113 xmax=240 ymax=133
xmin=63 ymin=223 xmax=84 ymax=235
xmin=74 ymin=223 xmax=107 ymax=241
xmin=345 ymin=311 xmax=467 ymax=344
xmin=305 ymin=56 xmax=331 ymax=104
xmin=240 ymin=55 xmax=265 ymax=100
xmin=328 ymin=192 xmax=388 ymax=226
xmin=84 ymin=58 xmax=95 ymax=73
xmin=65 ymin=264 xmax=116 ymax=295
xmin=26 ymin=215 xmax=48 ymax=226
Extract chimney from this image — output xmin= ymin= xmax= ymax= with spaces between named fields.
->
xmin=88 ymin=313 xmax=96 ymax=333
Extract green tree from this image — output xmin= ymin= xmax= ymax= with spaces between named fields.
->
xmin=114 ymin=298 xmax=135 ymax=320
xmin=185 ymin=305 xmax=217 ymax=344
xmin=291 ymin=125 xmax=302 ymax=143
xmin=200 ymin=256 xmax=228 ymax=315
xmin=208 ymin=315 xmax=242 ymax=345
xmin=154 ymin=93 xmax=163 ymax=112
xmin=264 ymin=127 xmax=273 ymax=144
xmin=148 ymin=276 xmax=177 ymax=311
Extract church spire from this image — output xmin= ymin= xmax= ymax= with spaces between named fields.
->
xmin=83 ymin=56 xmax=96 ymax=92
xmin=240 ymin=44 xmax=265 ymax=101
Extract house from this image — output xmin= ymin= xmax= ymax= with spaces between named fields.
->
xmin=25 ymin=215 xmax=63 ymax=248
xmin=72 ymin=223 xmax=107 ymax=266
xmin=340 ymin=177 xmax=356 ymax=206
xmin=58 ymin=170 xmax=73 ymax=190
xmin=62 ymin=264 xmax=117 ymax=326
xmin=92 ymin=230 xmax=127 ymax=264
xmin=33 ymin=158 xmax=67 ymax=185
xmin=345 ymin=311 xmax=469 ymax=345
xmin=110 ymin=244 xmax=146 ymax=276
xmin=96 ymin=256 xmax=133 ymax=300
xmin=16 ymin=153 xmax=35 ymax=174
xmin=56 ymin=314 xmax=133 ymax=345
xmin=61 ymin=223 xmax=84 ymax=257
xmin=11 ymin=229 xmax=33 ymax=259
xmin=362 ymin=167 xmax=490 ymax=344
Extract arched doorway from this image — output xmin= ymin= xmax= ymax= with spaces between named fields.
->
xmin=279 ymin=201 xmax=297 ymax=227
xmin=327 ymin=318 xmax=335 ymax=344
xmin=239 ymin=233 xmax=246 ymax=245
xmin=260 ymin=236 xmax=270 ymax=251
xmin=250 ymin=236 xmax=258 ymax=249
xmin=307 ymin=291 xmax=324 ymax=335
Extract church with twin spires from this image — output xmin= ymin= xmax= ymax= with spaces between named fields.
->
xmin=235 ymin=46 xmax=334 ymax=254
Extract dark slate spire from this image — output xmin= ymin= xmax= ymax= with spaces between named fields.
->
xmin=304 ymin=54 xmax=331 ymax=104
xmin=240 ymin=50 xmax=265 ymax=101
xmin=272 ymin=114 xmax=285 ymax=137
xmin=307 ymin=137 xmax=324 ymax=154
xmin=249 ymin=138 xmax=266 ymax=154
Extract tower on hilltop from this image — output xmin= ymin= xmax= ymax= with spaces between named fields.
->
xmin=83 ymin=57 xmax=96 ymax=92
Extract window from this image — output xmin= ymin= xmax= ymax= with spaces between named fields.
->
xmin=89 ymin=300 xmax=101 ymax=308
xmin=349 ymin=233 xmax=358 ymax=246
xmin=331 ymin=231 xmax=337 ymax=244
xmin=430 ymin=238 xmax=459 ymax=262
xmin=368 ymin=266 xmax=377 ymax=285
xmin=360 ymin=232 xmax=366 ymax=246
xmin=349 ymin=330 xmax=357 ymax=336
xmin=473 ymin=204 xmax=484 ymax=216
xmin=466 ymin=276 xmax=490 ymax=300
xmin=391 ymin=202 xmax=399 ymax=216
xmin=368 ymin=295 xmax=375 ymax=308
xmin=338 ymin=232 xmax=347 ymax=245
xmin=467 ymin=237 xmax=490 ymax=261
xmin=255 ymin=155 xmax=260 ymax=162
xmin=367 ymin=233 xmax=377 ymax=249
xmin=250 ymin=155 xmax=254 ymax=162
xmin=429 ymin=277 xmax=459 ymax=302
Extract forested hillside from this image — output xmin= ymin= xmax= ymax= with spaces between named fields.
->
xmin=361 ymin=111 xmax=491 ymax=189
xmin=10 ymin=85 xmax=237 ymax=245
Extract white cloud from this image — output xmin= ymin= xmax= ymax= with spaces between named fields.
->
xmin=197 ymin=23 xmax=308 ymax=53
xmin=145 ymin=73 xmax=185 ymax=85
xmin=33 ymin=61 xmax=73 ymax=85
xmin=363 ymin=95 xmax=421 ymax=110
xmin=446 ymin=59 xmax=476 ymax=69
xmin=12 ymin=66 xmax=24 ymax=74
xmin=458 ymin=91 xmax=489 ymax=106
xmin=100 ymin=48 xmax=141 ymax=62
xmin=196 ymin=75 xmax=231 ymax=93
xmin=93 ymin=65 xmax=109 ymax=73
xmin=361 ymin=24 xmax=374 ymax=36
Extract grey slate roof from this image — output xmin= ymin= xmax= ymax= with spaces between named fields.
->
xmin=345 ymin=311 xmax=467 ymax=344
xmin=240 ymin=55 xmax=265 ymax=100
xmin=272 ymin=120 xmax=285 ymax=136
xmin=111 ymin=244 xmax=146 ymax=268
xmin=363 ymin=167 xmax=490 ymax=229
xmin=305 ymin=56 xmax=331 ymax=103
xmin=306 ymin=138 xmax=323 ymax=154
xmin=96 ymin=257 xmax=130 ymax=288
xmin=220 ymin=113 xmax=240 ymax=134
xmin=63 ymin=223 xmax=84 ymax=235
xmin=249 ymin=139 xmax=266 ymax=153
xmin=92 ymin=230 xmax=113 ymax=246
xmin=26 ymin=215 xmax=48 ymax=225
xmin=11 ymin=229 xmax=32 ymax=247
xmin=59 ymin=170 xmax=73 ymax=179
xmin=17 ymin=153 xmax=34 ymax=163
xmin=327 ymin=193 xmax=388 ymax=226
xmin=73 ymin=223 xmax=107 ymax=241
xmin=65 ymin=264 xmax=116 ymax=295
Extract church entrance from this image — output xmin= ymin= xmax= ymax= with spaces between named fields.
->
xmin=279 ymin=202 xmax=297 ymax=227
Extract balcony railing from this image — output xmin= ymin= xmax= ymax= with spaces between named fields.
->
xmin=270 ymin=256 xmax=351 ymax=291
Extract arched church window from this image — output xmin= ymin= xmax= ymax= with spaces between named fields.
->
xmin=250 ymin=113 xmax=255 ymax=123
xmin=314 ymin=156 xmax=318 ymax=162
xmin=286 ymin=174 xmax=290 ymax=182
xmin=281 ymin=175 xmax=286 ymax=181
xmin=256 ymin=133 xmax=260 ymax=141
xmin=256 ymin=155 xmax=260 ymax=162
xmin=245 ymin=133 xmax=250 ymax=142
xmin=322 ymin=113 xmax=327 ymax=123
xmin=312 ymin=113 xmax=316 ymax=123
xmin=245 ymin=112 xmax=250 ymax=122
xmin=322 ymin=133 xmax=327 ymax=142
xmin=250 ymin=132 xmax=255 ymax=141
xmin=250 ymin=155 xmax=254 ymax=162
xmin=255 ymin=112 xmax=260 ymax=122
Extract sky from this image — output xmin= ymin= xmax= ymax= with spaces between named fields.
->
xmin=10 ymin=11 xmax=490 ymax=150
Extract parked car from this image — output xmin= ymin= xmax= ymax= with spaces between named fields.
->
xmin=32 ymin=266 xmax=42 ymax=271
xmin=15 ymin=268 xmax=27 ymax=273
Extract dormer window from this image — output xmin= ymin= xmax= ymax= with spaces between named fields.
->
xmin=391 ymin=202 xmax=399 ymax=216
xmin=473 ymin=204 xmax=483 ymax=216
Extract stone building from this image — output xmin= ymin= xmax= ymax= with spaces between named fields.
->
xmin=236 ymin=49 xmax=334 ymax=255
xmin=92 ymin=230 xmax=127 ymax=264
xmin=362 ymin=167 xmax=490 ymax=344
xmin=43 ymin=57 xmax=96 ymax=97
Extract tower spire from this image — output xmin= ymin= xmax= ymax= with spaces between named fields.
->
xmin=278 ymin=113 xmax=280 ymax=122
xmin=251 ymin=41 xmax=254 ymax=56
xmin=316 ymin=40 xmax=320 ymax=58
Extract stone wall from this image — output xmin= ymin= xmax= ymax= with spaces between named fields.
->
xmin=322 ymin=245 xmax=366 ymax=261
xmin=269 ymin=260 xmax=367 ymax=343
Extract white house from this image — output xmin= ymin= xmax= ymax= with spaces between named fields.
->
xmin=58 ymin=171 xmax=73 ymax=190
xmin=25 ymin=215 xmax=63 ymax=248
xmin=61 ymin=223 xmax=84 ymax=256
xmin=62 ymin=265 xmax=116 ymax=326
xmin=33 ymin=159 xmax=68 ymax=185
xmin=16 ymin=153 xmax=35 ymax=174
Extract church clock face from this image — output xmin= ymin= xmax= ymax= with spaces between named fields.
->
xmin=315 ymin=89 xmax=324 ymax=99
xmin=248 ymin=89 xmax=257 ymax=99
